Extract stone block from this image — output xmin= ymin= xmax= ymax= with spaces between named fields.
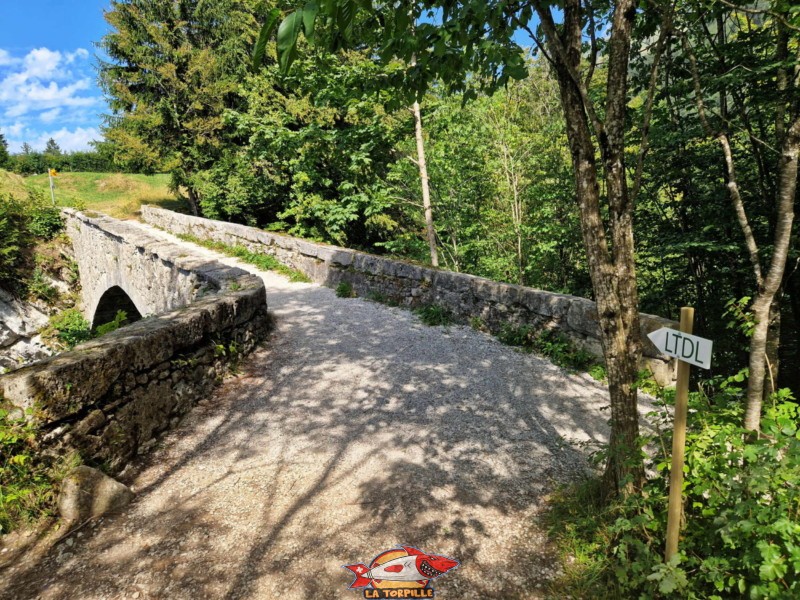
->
xmin=566 ymin=299 xmax=601 ymax=337
xmin=58 ymin=466 xmax=133 ymax=524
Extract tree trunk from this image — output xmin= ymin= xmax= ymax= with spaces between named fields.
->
xmin=764 ymin=294 xmax=781 ymax=398
xmin=186 ymin=187 xmax=200 ymax=217
xmin=744 ymin=117 xmax=799 ymax=431
xmin=413 ymin=100 xmax=439 ymax=267
xmin=539 ymin=0 xmax=644 ymax=495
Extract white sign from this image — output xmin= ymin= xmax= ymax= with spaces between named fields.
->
xmin=647 ymin=328 xmax=713 ymax=369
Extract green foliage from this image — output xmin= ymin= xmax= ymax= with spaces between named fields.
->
xmin=0 ymin=408 xmax=78 ymax=534
xmin=725 ymin=297 xmax=757 ymax=338
xmin=335 ymin=281 xmax=355 ymax=298
xmin=497 ymin=323 xmax=597 ymax=371
xmin=95 ymin=310 xmax=128 ymax=336
xmin=414 ymin=304 xmax=453 ymax=327
xmin=469 ymin=316 xmax=487 ymax=332
xmin=177 ymin=234 xmax=311 ymax=282
xmin=0 ymin=193 xmax=27 ymax=283
xmin=42 ymin=309 xmax=92 ymax=350
xmin=547 ymin=382 xmax=800 ymax=599
xmin=26 ymin=193 xmax=63 ymax=239
xmin=27 ymin=268 xmax=59 ymax=303
xmin=0 ymin=190 xmax=64 ymax=286
xmin=365 ymin=290 xmax=399 ymax=306
xmin=0 ymin=133 xmax=9 ymax=169
xmin=589 ymin=364 xmax=607 ymax=382
xmin=206 ymin=49 xmax=406 ymax=247
xmin=497 ymin=322 xmax=536 ymax=347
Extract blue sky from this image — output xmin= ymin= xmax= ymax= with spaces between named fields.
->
xmin=0 ymin=0 xmax=110 ymax=153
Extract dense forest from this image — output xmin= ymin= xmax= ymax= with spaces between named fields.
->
xmin=2 ymin=1 xmax=798 ymax=595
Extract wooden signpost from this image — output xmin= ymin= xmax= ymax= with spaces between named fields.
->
xmin=647 ymin=307 xmax=713 ymax=561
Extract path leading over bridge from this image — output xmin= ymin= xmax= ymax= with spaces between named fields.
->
xmin=3 ymin=224 xmax=649 ymax=600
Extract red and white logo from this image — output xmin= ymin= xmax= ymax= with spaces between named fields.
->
xmin=344 ymin=545 xmax=460 ymax=598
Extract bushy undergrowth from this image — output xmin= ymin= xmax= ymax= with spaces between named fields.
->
xmin=0 ymin=190 xmax=64 ymax=287
xmin=414 ymin=304 xmax=453 ymax=326
xmin=178 ymin=234 xmax=311 ymax=282
xmin=0 ymin=408 xmax=79 ymax=534
xmin=335 ymin=281 xmax=355 ymax=298
xmin=546 ymin=380 xmax=800 ymax=599
xmin=40 ymin=308 xmax=92 ymax=350
xmin=41 ymin=308 xmax=131 ymax=351
xmin=94 ymin=310 xmax=128 ymax=336
xmin=497 ymin=323 xmax=597 ymax=371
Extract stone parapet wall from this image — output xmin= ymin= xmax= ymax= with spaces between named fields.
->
xmin=142 ymin=206 xmax=677 ymax=383
xmin=64 ymin=209 xmax=216 ymax=324
xmin=0 ymin=210 xmax=270 ymax=472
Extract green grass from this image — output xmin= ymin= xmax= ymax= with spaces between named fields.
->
xmin=335 ymin=281 xmax=356 ymax=297
xmin=543 ymin=478 xmax=620 ymax=599
xmin=414 ymin=304 xmax=453 ymax=326
xmin=496 ymin=323 xmax=599 ymax=372
xmin=0 ymin=169 xmax=188 ymax=219
xmin=177 ymin=234 xmax=311 ymax=283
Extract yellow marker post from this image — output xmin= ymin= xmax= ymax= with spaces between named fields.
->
xmin=48 ymin=168 xmax=58 ymax=206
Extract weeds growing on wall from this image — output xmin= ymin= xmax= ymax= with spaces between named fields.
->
xmin=335 ymin=282 xmax=355 ymax=298
xmin=414 ymin=304 xmax=453 ymax=327
xmin=545 ymin=378 xmax=800 ymax=599
xmin=177 ymin=234 xmax=311 ymax=283
xmin=497 ymin=323 xmax=597 ymax=371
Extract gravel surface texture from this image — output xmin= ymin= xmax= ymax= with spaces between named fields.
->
xmin=1 ymin=225 xmax=642 ymax=600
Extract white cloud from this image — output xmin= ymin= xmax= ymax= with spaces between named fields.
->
xmin=0 ymin=50 xmax=21 ymax=67
xmin=65 ymin=49 xmax=90 ymax=64
xmin=0 ymin=46 xmax=103 ymax=151
xmin=6 ymin=121 xmax=24 ymax=137
xmin=31 ymin=127 xmax=101 ymax=152
xmin=22 ymin=48 xmax=62 ymax=79
xmin=40 ymin=108 xmax=61 ymax=123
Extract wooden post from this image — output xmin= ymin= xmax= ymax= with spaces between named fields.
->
xmin=665 ymin=306 xmax=694 ymax=561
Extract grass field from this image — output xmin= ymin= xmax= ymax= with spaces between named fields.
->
xmin=0 ymin=170 xmax=189 ymax=219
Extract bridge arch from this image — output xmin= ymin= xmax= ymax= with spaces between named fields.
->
xmin=92 ymin=285 xmax=144 ymax=329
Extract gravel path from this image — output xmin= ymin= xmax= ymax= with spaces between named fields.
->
xmin=2 ymin=228 xmax=626 ymax=600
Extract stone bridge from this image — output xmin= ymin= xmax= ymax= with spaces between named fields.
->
xmin=65 ymin=210 xmax=213 ymax=328
xmin=0 ymin=209 xmax=271 ymax=471
xmin=0 ymin=206 xmax=676 ymax=478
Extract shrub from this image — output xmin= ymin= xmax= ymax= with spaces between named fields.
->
xmin=588 ymin=364 xmax=607 ymax=381
xmin=336 ymin=281 xmax=355 ymax=298
xmin=469 ymin=316 xmax=488 ymax=332
xmin=547 ymin=382 xmax=800 ymax=599
xmin=94 ymin=310 xmax=128 ymax=336
xmin=414 ymin=304 xmax=453 ymax=326
xmin=0 ymin=193 xmax=28 ymax=283
xmin=41 ymin=308 xmax=92 ymax=349
xmin=498 ymin=322 xmax=536 ymax=347
xmin=27 ymin=267 xmax=59 ymax=303
xmin=0 ymin=190 xmax=64 ymax=286
xmin=26 ymin=190 xmax=63 ymax=239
